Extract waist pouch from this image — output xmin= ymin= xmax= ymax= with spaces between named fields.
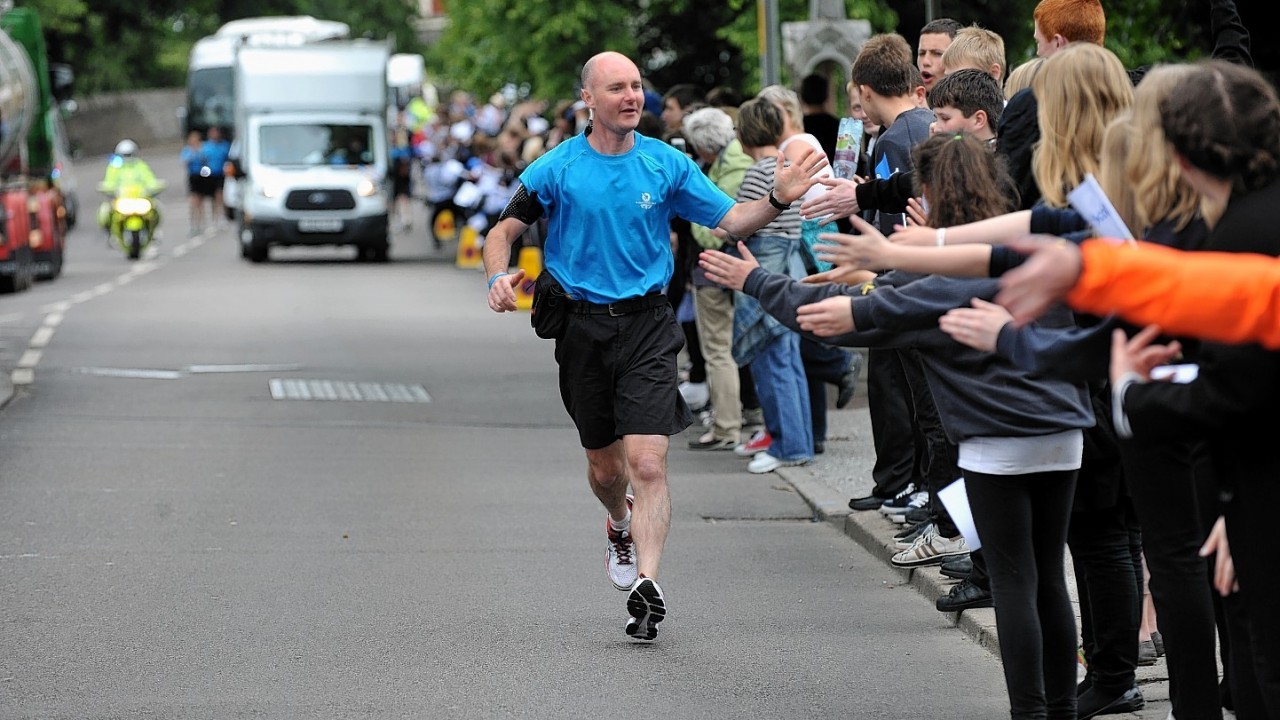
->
xmin=531 ymin=271 xmax=570 ymax=340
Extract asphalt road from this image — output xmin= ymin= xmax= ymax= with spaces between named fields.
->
xmin=0 ymin=144 xmax=1018 ymax=718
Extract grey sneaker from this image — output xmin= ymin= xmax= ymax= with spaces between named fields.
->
xmin=625 ymin=576 xmax=667 ymax=641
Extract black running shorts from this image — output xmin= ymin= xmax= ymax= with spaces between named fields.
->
xmin=555 ymin=301 xmax=693 ymax=449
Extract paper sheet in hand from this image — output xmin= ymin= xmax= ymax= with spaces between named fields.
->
xmin=1150 ymin=363 xmax=1199 ymax=383
xmin=937 ymin=478 xmax=981 ymax=551
xmin=1067 ymin=173 xmax=1134 ymax=243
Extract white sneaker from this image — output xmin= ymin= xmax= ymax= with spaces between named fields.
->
xmin=747 ymin=451 xmax=810 ymax=474
xmin=890 ymin=525 xmax=969 ymax=567
xmin=605 ymin=495 xmax=637 ymax=591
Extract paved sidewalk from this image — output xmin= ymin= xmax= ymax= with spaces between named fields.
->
xmin=761 ymin=374 xmax=1181 ymax=718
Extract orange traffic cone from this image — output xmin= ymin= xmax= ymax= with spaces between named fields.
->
xmin=514 ymin=245 xmax=542 ymax=311
xmin=455 ymin=224 xmax=482 ymax=269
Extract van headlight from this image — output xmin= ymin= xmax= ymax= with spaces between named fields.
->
xmin=356 ymin=179 xmax=378 ymax=197
xmin=260 ymin=181 xmax=285 ymax=199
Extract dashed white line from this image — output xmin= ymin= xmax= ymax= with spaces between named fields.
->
xmin=10 ymin=227 xmax=208 ymax=389
xmin=29 ymin=327 xmax=54 ymax=348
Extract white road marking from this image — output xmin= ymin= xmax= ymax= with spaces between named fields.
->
xmin=269 ymin=378 xmax=432 ymax=402
xmin=187 ymin=363 xmax=302 ymax=374
xmin=29 ymin=327 xmax=54 ymax=348
xmin=75 ymin=367 xmax=183 ymax=380
xmin=7 ymin=215 xmax=207 ymax=393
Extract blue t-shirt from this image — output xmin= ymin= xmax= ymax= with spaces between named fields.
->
xmin=519 ymin=132 xmax=734 ymax=304
xmin=201 ymin=139 xmax=231 ymax=178
xmin=180 ymin=146 xmax=206 ymax=176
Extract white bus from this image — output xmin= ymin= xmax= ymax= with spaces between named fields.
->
xmin=181 ymin=16 xmax=350 ymax=139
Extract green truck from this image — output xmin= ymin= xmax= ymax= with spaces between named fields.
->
xmin=0 ymin=5 xmax=74 ymax=291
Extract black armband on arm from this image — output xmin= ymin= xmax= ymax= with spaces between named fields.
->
xmin=499 ymin=183 xmax=544 ymax=224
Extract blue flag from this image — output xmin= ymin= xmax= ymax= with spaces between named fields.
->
xmin=875 ymin=153 xmax=891 ymax=181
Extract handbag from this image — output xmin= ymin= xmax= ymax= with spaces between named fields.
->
xmin=530 ymin=270 xmax=570 ymax=340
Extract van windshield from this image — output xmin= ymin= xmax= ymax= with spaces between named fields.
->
xmin=258 ymin=124 xmax=376 ymax=167
xmin=187 ymin=67 xmax=234 ymax=133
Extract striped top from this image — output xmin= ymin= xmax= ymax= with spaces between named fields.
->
xmin=734 ymin=156 xmax=803 ymax=241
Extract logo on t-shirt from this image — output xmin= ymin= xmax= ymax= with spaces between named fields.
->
xmin=636 ymin=192 xmax=655 ymax=210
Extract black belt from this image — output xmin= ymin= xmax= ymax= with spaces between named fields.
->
xmin=570 ymin=293 xmax=667 ymax=316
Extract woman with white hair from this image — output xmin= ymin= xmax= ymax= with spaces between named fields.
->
xmin=681 ymin=107 xmax=753 ymax=451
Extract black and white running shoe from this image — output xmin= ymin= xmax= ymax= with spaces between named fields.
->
xmin=625 ymin=576 xmax=666 ymax=641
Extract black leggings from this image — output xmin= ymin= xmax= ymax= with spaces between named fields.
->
xmin=1120 ymin=437 xmax=1225 ymax=719
xmin=966 ymin=469 xmax=1079 ymax=720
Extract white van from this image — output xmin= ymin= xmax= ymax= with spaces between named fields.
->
xmin=231 ymin=39 xmax=391 ymax=263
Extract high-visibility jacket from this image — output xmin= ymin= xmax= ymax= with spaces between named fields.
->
xmin=100 ymin=156 xmax=161 ymax=195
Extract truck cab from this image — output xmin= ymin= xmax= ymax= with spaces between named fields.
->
xmin=232 ymin=39 xmax=391 ymax=263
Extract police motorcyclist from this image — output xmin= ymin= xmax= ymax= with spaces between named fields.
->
xmin=98 ymin=139 xmax=164 ymax=247
xmin=100 ymin=139 xmax=162 ymax=195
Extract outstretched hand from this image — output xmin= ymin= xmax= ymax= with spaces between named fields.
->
xmin=699 ymin=242 xmax=760 ymax=291
xmin=796 ymin=296 xmax=855 ymax=337
xmin=487 ymin=268 xmax=527 ymax=312
xmin=812 ymin=215 xmax=891 ymax=271
xmin=799 ymin=175 xmax=862 ymax=221
xmin=773 ymin=146 xmax=829 ymax=204
xmin=938 ymin=298 xmax=1013 ymax=353
xmin=994 ymin=235 xmax=1084 ymax=325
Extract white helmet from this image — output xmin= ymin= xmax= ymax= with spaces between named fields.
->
xmin=115 ymin=139 xmax=138 ymax=157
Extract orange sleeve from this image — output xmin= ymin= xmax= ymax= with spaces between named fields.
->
xmin=1066 ymin=239 xmax=1280 ymax=349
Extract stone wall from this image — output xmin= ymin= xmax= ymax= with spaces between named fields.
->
xmin=65 ymin=87 xmax=186 ymax=158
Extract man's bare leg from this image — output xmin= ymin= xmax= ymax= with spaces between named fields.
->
xmin=621 ymin=434 xmax=670 ymax=580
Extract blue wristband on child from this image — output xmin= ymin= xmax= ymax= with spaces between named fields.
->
xmin=488 ymin=272 xmax=508 ymax=289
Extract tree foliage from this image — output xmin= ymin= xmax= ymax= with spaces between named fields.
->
xmin=10 ymin=0 xmax=1272 ymax=100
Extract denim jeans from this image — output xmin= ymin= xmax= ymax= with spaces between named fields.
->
xmin=749 ymin=330 xmax=813 ymax=463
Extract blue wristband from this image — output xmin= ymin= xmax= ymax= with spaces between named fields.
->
xmin=488 ymin=271 xmax=509 ymax=289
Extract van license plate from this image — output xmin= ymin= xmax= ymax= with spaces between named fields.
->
xmin=299 ymin=218 xmax=343 ymax=233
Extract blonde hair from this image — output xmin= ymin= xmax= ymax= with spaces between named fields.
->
xmin=940 ymin=26 xmax=1006 ymax=82
xmin=1096 ymin=113 xmax=1141 ymax=234
xmin=1032 ymin=43 xmax=1133 ymax=207
xmin=758 ymin=84 xmax=804 ymax=129
xmin=1127 ymin=64 xmax=1203 ymax=232
xmin=1003 ymin=57 xmax=1044 ymax=100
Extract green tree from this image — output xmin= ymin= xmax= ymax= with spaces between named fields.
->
xmin=429 ymin=0 xmax=638 ymax=102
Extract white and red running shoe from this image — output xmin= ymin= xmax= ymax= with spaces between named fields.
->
xmin=606 ymin=495 xmax=637 ymax=591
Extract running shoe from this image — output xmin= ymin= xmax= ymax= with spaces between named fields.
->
xmin=625 ymin=576 xmax=667 ymax=641
xmin=606 ymin=495 xmax=637 ymax=591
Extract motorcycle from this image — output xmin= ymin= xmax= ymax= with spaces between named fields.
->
xmin=98 ymin=181 xmax=165 ymax=260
